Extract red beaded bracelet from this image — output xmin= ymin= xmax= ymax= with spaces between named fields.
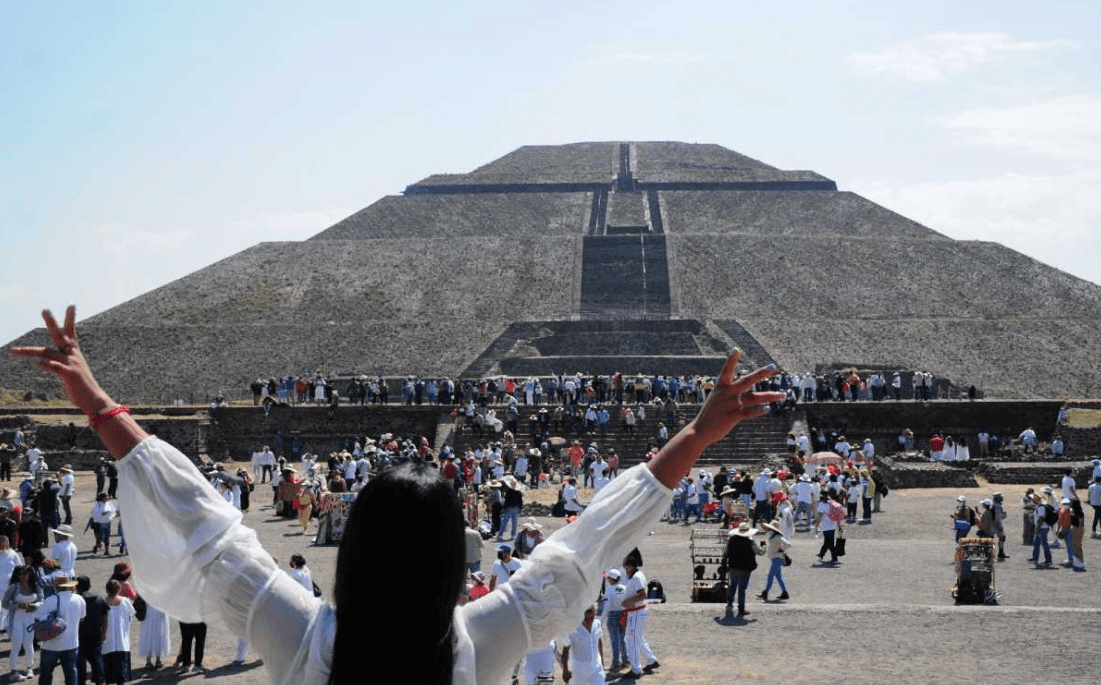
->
xmin=90 ymin=405 xmax=130 ymax=430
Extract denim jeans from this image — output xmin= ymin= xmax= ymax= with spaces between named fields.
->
xmin=687 ymin=502 xmax=701 ymax=522
xmin=93 ymin=521 xmax=110 ymax=549
xmin=763 ymin=556 xmax=787 ymax=594
xmin=78 ymin=639 xmax=104 ymax=685
xmin=1032 ymin=525 xmax=1052 ymax=564
xmin=40 ymin=647 xmax=79 ymax=685
xmin=1063 ymin=529 xmax=1075 ymax=562
xmin=606 ymin=610 xmax=626 ymax=666
xmin=498 ymin=506 xmax=519 ymax=541
xmin=726 ymin=572 xmax=751 ymax=615
xmin=671 ymin=498 xmax=686 ymax=521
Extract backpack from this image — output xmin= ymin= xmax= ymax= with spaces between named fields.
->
xmin=646 ymin=579 xmax=666 ymax=603
xmin=1043 ymin=505 xmax=1059 ymax=527
xmin=827 ymin=500 xmax=845 ymax=522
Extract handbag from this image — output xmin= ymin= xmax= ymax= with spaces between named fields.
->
xmin=783 ymin=553 xmax=793 ymax=567
xmin=835 ymin=536 xmax=847 ymax=557
xmin=33 ymin=595 xmax=66 ymax=642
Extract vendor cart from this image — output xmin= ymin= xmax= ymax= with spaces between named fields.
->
xmin=690 ymin=528 xmax=729 ymax=602
xmin=952 ymin=536 xmax=1001 ymax=604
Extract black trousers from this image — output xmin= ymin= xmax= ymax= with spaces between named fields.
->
xmin=177 ymin=622 xmax=207 ymax=667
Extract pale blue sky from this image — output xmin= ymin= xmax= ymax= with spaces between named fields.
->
xmin=3 ymin=1 xmax=1099 ymax=345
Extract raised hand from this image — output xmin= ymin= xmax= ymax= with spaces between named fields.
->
xmin=11 ymin=306 xmax=146 ymax=456
xmin=647 ymin=349 xmax=784 ymax=488
xmin=688 ymin=350 xmax=784 ymax=448
xmin=10 ymin=306 xmax=113 ymax=416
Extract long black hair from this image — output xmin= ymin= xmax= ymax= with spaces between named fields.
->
xmin=329 ymin=461 xmax=466 ymax=685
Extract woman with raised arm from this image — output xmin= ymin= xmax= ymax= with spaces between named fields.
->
xmin=13 ymin=306 xmax=782 ymax=685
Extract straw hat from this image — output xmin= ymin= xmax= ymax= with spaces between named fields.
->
xmin=760 ymin=520 xmax=791 ymax=544
xmin=728 ymin=521 xmax=758 ymax=538
xmin=520 ymin=518 xmax=543 ymax=532
xmin=53 ymin=574 xmax=78 ymax=589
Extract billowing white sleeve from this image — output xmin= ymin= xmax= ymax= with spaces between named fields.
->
xmin=458 ymin=463 xmax=671 ymax=685
xmin=118 ymin=436 xmax=325 ymax=685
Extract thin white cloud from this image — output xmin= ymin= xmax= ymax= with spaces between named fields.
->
xmin=849 ymin=32 xmax=1078 ymax=83
xmin=931 ymin=95 xmax=1101 ymax=161
xmin=850 ymin=170 xmax=1101 ymax=286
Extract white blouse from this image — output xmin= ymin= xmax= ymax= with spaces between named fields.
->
xmin=104 ymin=598 xmax=136 ymax=653
xmin=118 ymin=437 xmax=671 ymax=685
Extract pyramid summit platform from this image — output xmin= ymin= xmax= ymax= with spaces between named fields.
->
xmin=4 ymin=141 xmax=1100 ymax=402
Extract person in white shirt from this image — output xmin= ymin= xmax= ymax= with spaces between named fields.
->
xmin=488 ymin=544 xmax=522 ymax=592
xmin=288 ymin=554 xmax=313 ymax=593
xmin=563 ymin=478 xmax=584 ymax=515
xmin=621 ymin=555 xmax=659 ymax=677
xmin=26 ymin=447 xmax=45 ymax=480
xmin=259 ymin=446 xmax=276 ymax=484
xmin=562 ymin=605 xmax=604 ymax=685
xmin=513 ymin=452 xmax=529 ymax=486
xmin=103 ymin=578 xmax=136 ymax=684
xmin=815 ymin=493 xmax=842 ymax=564
xmin=589 ymin=455 xmax=610 ymax=493
xmin=1060 ymin=469 xmax=1076 ymax=501
xmin=1088 ymin=477 xmax=1101 ymax=537
xmin=685 ymin=477 xmax=701 ymax=523
xmin=861 ymin=439 xmax=875 ymax=460
xmin=0 ymin=534 xmax=21 ymax=630
xmin=846 ymin=478 xmax=863 ymax=523
xmin=90 ymin=493 xmax=116 ymax=555
xmin=794 ymin=475 xmax=816 ymax=529
xmin=797 ymin=433 xmax=811 ymax=454
xmin=58 ymin=466 xmax=75 ymax=525
xmin=50 ymin=525 xmax=78 ymax=577
xmin=601 ymin=569 xmax=627 ymax=673
xmin=35 ymin=574 xmax=86 ymax=685
xmin=1019 ymin=427 xmax=1037 ymax=453
xmin=752 ymin=469 xmax=772 ymax=524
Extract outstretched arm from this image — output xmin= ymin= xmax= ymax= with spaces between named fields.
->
xmin=646 ymin=350 xmax=783 ymax=489
xmin=10 ymin=306 xmax=149 ymax=457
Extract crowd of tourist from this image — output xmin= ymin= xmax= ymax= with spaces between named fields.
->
xmin=241 ymin=366 xmax=965 ymax=411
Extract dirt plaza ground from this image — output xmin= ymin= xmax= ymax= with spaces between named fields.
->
xmin=6 ymin=468 xmax=1099 ymax=685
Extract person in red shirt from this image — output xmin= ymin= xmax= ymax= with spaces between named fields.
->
xmin=567 ymin=441 xmax=584 ymax=478
xmin=929 ymin=434 xmax=945 ymax=460
xmin=468 ymin=572 xmax=490 ymax=601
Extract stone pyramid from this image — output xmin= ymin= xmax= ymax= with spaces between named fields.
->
xmin=4 ymin=141 xmax=1100 ymax=402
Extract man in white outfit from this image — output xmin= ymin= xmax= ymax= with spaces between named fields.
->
xmin=562 ymin=605 xmax=604 ymax=685
xmin=50 ymin=525 xmax=78 ymax=577
xmin=621 ymin=556 xmax=659 ymax=679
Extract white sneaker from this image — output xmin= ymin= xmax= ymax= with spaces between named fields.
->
xmin=10 ymin=671 xmax=26 ymax=681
